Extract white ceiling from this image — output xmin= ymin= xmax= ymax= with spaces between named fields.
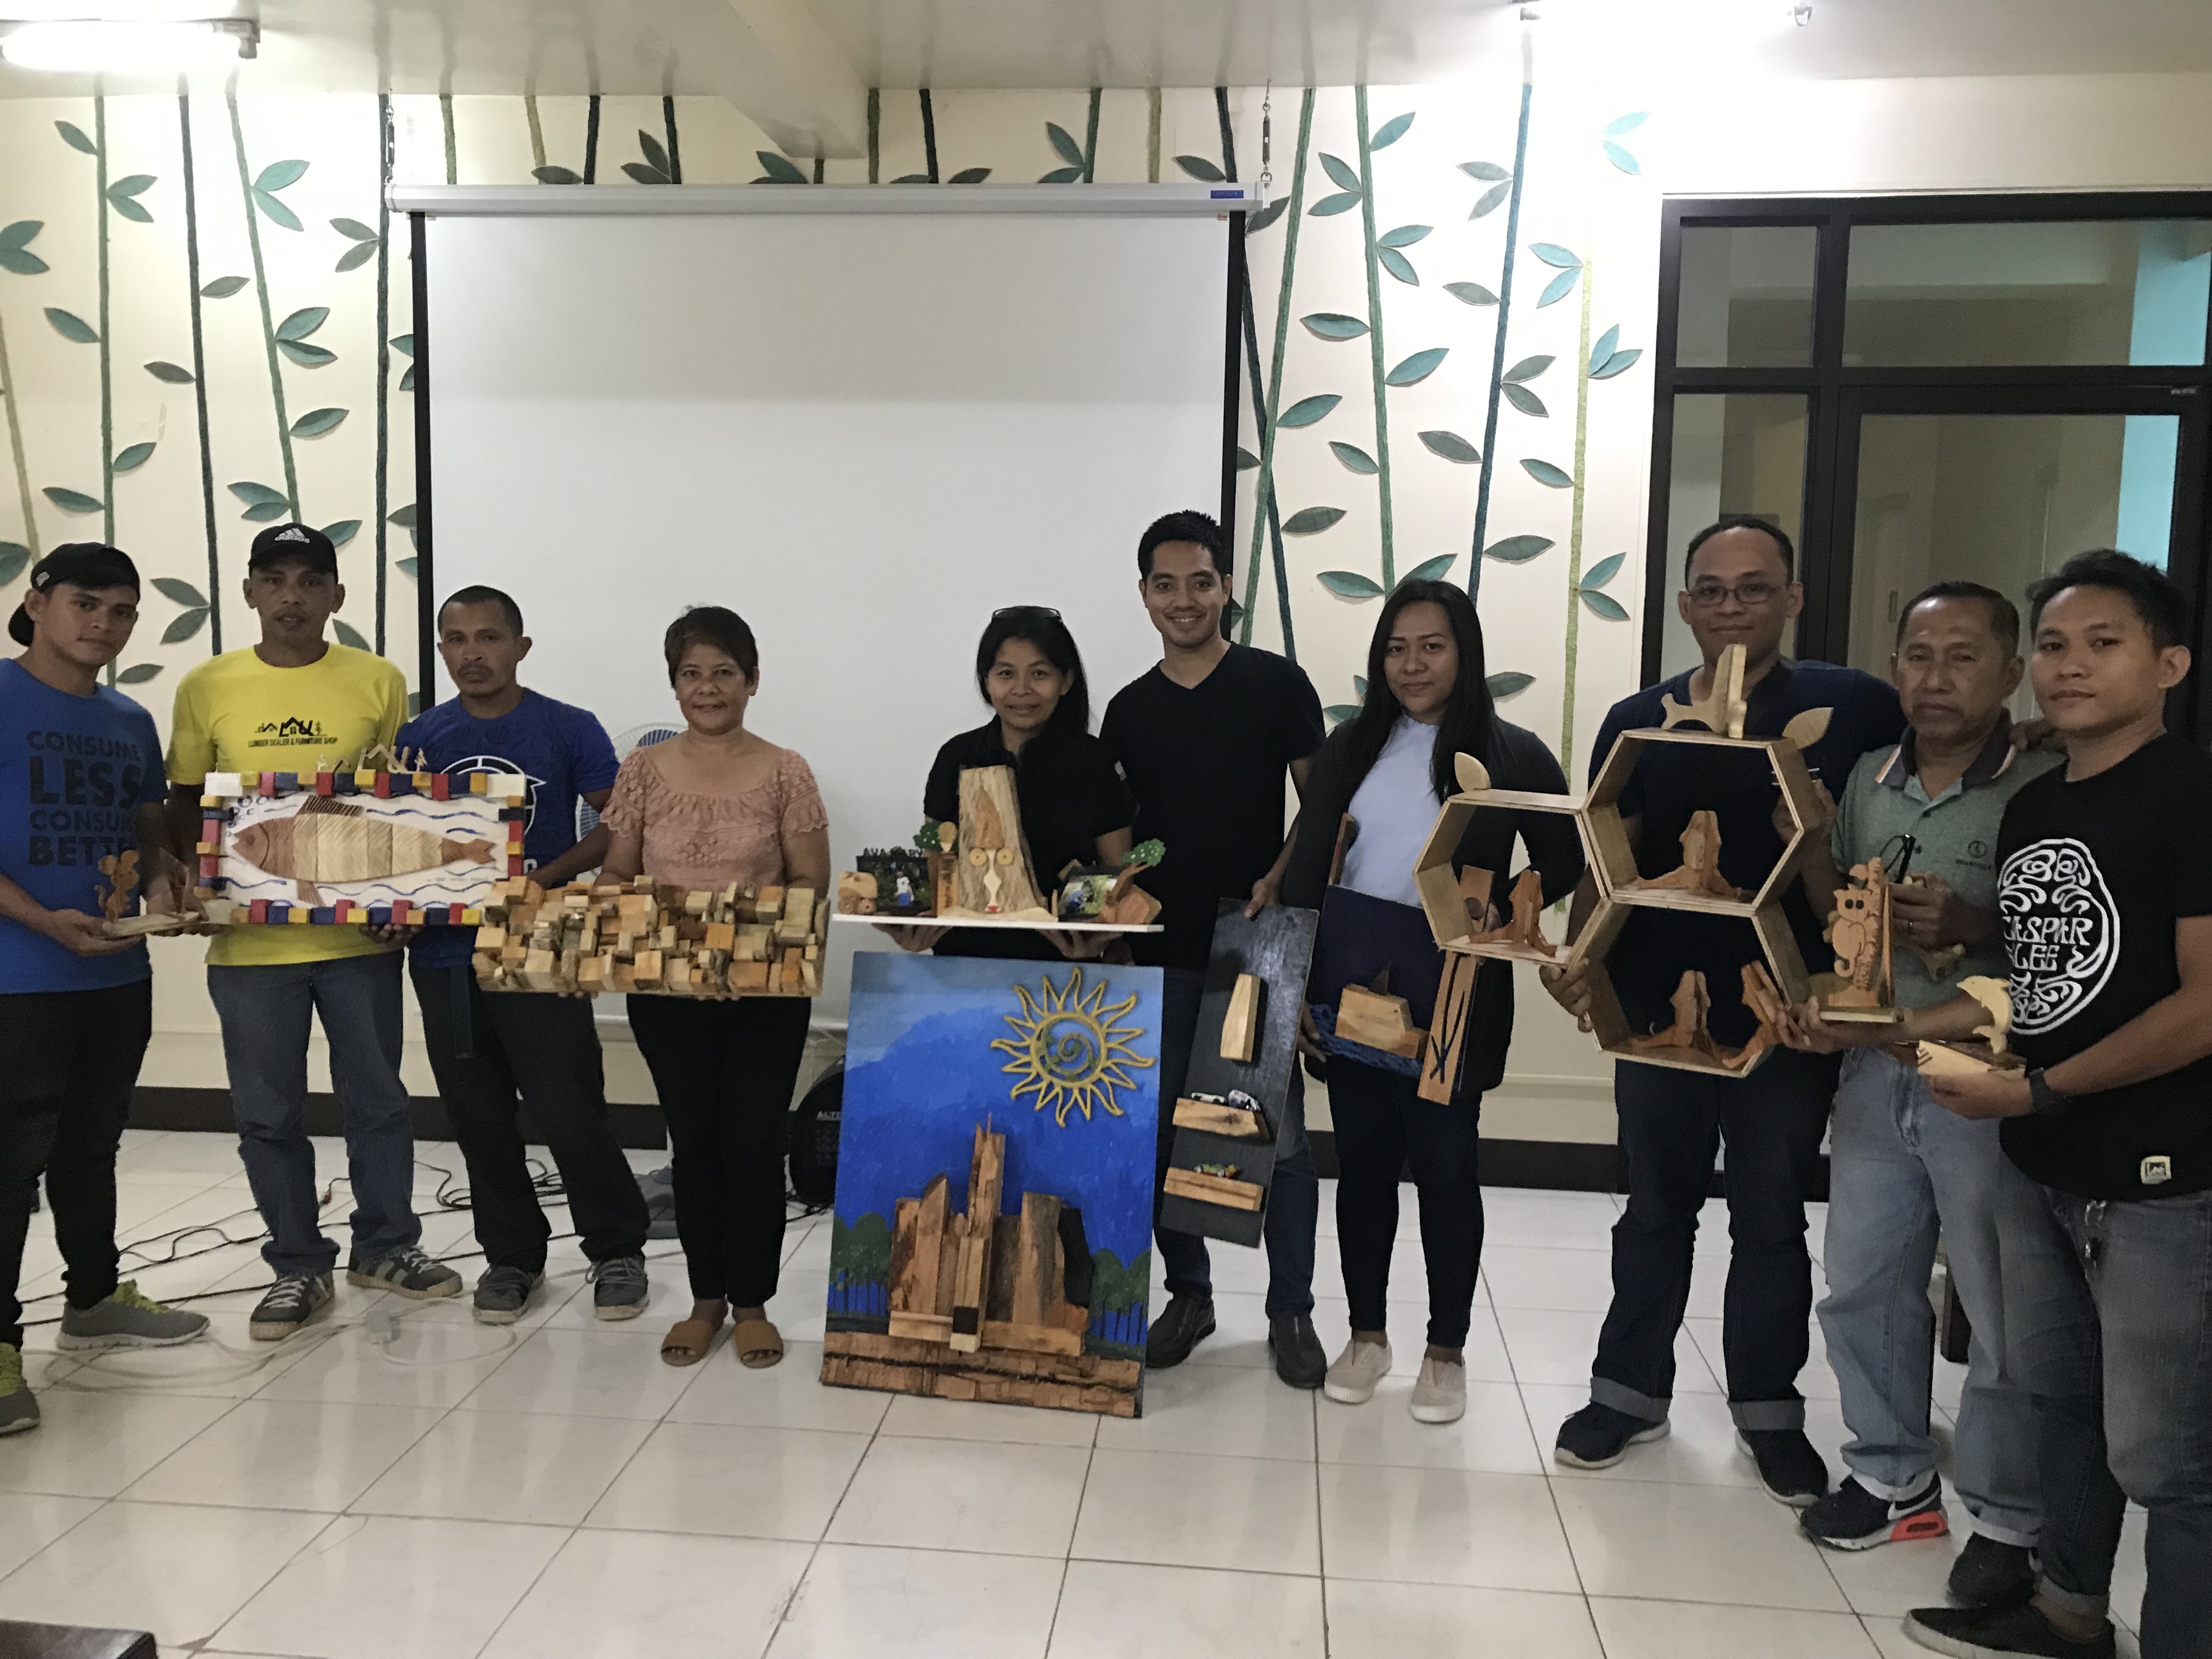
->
xmin=3 ymin=0 xmax=2211 ymax=156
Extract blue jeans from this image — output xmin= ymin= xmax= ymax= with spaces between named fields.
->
xmin=1996 ymin=1175 xmax=2212 ymax=1656
xmin=1151 ymin=966 xmax=1318 ymax=1317
xmin=206 ymin=951 xmax=421 ymax=1277
xmin=1818 ymin=1048 xmax=2040 ymax=1544
xmin=1592 ymin=1047 xmax=1837 ymax=1432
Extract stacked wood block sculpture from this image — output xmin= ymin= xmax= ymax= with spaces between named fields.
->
xmin=471 ymin=876 xmax=828 ymax=997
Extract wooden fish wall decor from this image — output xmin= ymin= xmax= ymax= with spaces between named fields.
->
xmin=193 ymin=766 xmax=529 ymax=926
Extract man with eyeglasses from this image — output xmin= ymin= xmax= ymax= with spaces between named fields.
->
xmin=1541 ymin=515 xmax=1904 ymax=1505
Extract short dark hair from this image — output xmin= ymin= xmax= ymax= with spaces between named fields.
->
xmin=2027 ymin=549 xmax=2189 ymax=651
xmin=1894 ymin=580 xmax=2020 ymax=656
xmin=1138 ymin=510 xmax=1229 ymax=580
xmin=975 ymin=606 xmax=1092 ymax=735
xmin=1683 ymin=515 xmax=1795 ymax=584
xmin=663 ymin=605 xmax=759 ymax=685
xmin=437 ymin=584 xmax=523 ymax=636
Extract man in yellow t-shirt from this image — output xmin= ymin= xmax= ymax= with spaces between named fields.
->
xmin=167 ymin=523 xmax=460 ymax=1340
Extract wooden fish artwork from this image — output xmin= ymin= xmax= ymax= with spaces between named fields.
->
xmin=232 ymin=795 xmax=494 ymax=906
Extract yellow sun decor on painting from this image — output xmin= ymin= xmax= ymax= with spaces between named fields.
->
xmin=990 ymin=966 xmax=1156 ymax=1127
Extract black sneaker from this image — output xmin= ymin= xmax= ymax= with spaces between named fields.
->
xmin=1554 ymin=1401 xmax=1669 ymax=1469
xmin=1737 ymin=1428 xmax=1828 ymax=1508
xmin=248 ymin=1272 xmax=333 ymax=1341
xmin=589 ymin=1254 xmax=649 ymax=1321
xmin=1267 ymin=1311 xmax=1325 ymax=1389
xmin=1946 ymin=1534 xmax=2039 ymax=1612
xmin=472 ymin=1265 xmax=543 ymax=1326
xmin=1802 ymin=1474 xmax=1947 ymax=1550
xmin=348 ymin=1244 xmax=462 ymax=1301
xmin=1144 ymin=1294 xmax=1215 ymax=1368
xmin=1904 ymin=1601 xmax=2114 ymax=1658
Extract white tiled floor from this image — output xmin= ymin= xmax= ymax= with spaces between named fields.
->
xmin=0 ymin=1131 xmax=2149 ymax=1657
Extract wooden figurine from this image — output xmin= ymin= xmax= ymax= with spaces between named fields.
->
xmin=1469 ymin=867 xmax=1554 ymax=957
xmin=1629 ymin=969 xmax=1720 ymax=1058
xmin=1821 ymin=856 xmax=1900 ymax=1022
xmin=1219 ymin=973 xmax=1263 ymax=1063
xmin=1916 ymin=975 xmax=2022 ymax=1075
xmin=1634 ymin=810 xmax=1739 ymax=900
xmin=837 ymin=871 xmax=879 ymax=914
xmin=95 ymin=850 xmax=139 ymax=923
xmin=1335 ymin=984 xmax=1427 ymax=1060
xmin=1725 ymin=962 xmax=1788 ymax=1071
xmin=952 ymin=769 xmax=1049 ymax=919
xmin=1458 ymin=866 xmax=1494 ymax=933
xmin=1659 ymin=641 xmax=1750 ymax=739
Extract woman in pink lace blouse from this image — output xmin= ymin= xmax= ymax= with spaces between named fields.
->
xmin=600 ymin=606 xmax=830 ymax=1369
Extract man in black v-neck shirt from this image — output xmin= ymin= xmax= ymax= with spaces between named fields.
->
xmin=1098 ymin=510 xmax=1328 ymax=1389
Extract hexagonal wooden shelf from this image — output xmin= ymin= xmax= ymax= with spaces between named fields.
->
xmin=1411 ymin=753 xmax=1596 ymax=967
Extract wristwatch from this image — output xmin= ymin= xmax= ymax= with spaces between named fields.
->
xmin=2025 ymin=1068 xmax=2072 ymax=1118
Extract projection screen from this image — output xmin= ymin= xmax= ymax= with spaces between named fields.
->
xmin=407 ymin=188 xmax=1243 ymax=1014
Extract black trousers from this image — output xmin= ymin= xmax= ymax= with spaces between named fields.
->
xmin=412 ymin=966 xmax=651 ymax=1274
xmin=627 ymin=994 xmax=810 ymax=1308
xmin=0 ymin=980 xmax=152 ymax=1348
xmin=1592 ymin=1048 xmax=1838 ymax=1432
xmin=1329 ymin=1054 xmax=1485 ymax=1349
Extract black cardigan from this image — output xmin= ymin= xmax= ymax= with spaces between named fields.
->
xmin=1282 ymin=715 xmax=1585 ymax=1098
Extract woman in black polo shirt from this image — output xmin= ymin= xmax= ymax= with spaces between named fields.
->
xmin=905 ymin=606 xmax=1133 ymax=961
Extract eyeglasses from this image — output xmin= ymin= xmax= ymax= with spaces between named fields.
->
xmin=1684 ymin=578 xmax=1785 ymax=610
xmin=992 ymin=606 xmax=1062 ymax=619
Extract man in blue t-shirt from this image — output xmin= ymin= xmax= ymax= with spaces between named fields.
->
xmin=0 ymin=545 xmax=208 ymax=1433
xmin=398 ymin=586 xmax=649 ymax=1325
xmin=1542 ymin=517 xmax=1904 ymax=1504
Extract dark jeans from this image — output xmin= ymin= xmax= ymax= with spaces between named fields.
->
xmin=1995 ymin=1170 xmax=2212 ymax=1656
xmin=1330 ymin=1054 xmax=1483 ymax=1348
xmin=1150 ymin=964 xmax=1318 ymax=1318
xmin=627 ymin=994 xmax=809 ymax=1308
xmin=0 ymin=980 xmax=150 ymax=1348
xmin=207 ymin=951 xmax=421 ymax=1277
xmin=1591 ymin=1048 xmax=1837 ymax=1432
xmin=412 ymin=966 xmax=650 ymax=1274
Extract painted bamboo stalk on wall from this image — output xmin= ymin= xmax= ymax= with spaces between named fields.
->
xmin=1236 ymin=89 xmax=1314 ymax=657
xmin=0 ymin=216 xmax=44 ymax=579
xmin=175 ymin=93 xmax=220 ymax=651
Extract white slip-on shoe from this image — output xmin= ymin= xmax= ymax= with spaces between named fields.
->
xmin=1323 ymin=1338 xmax=1393 ymax=1404
xmin=1409 ymin=1355 xmax=1467 ymax=1424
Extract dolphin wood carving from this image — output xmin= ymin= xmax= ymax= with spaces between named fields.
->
xmin=232 ymin=796 xmax=494 ymax=906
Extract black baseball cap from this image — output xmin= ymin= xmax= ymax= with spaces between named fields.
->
xmin=248 ymin=521 xmax=338 ymax=575
xmin=8 ymin=543 xmax=142 ymax=647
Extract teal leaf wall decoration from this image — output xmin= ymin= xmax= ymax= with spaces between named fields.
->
xmin=755 ymin=150 xmax=806 ymax=183
xmin=1329 ymin=441 xmax=1378 ymax=474
xmin=290 ymin=407 xmax=348 ymax=437
xmin=331 ymin=217 xmax=377 ymax=241
xmin=1370 ymin=112 xmax=1415 ymax=150
xmin=1319 ymin=153 xmax=1361 ymax=192
xmin=251 ymin=187 xmax=303 ymax=231
xmin=1538 ymin=267 xmax=1582 ymax=307
xmin=1487 ymin=670 xmax=1535 ymax=699
xmin=1309 ymin=191 xmax=1361 ymax=216
xmin=275 ymin=307 xmax=327 ymax=342
xmin=622 ymin=162 xmax=672 ymax=185
xmin=1418 ymin=430 xmax=1481 ymax=464
xmin=161 ymin=609 xmax=210 ymax=643
xmin=44 ymin=308 xmax=98 ymax=343
xmin=1317 ymin=571 xmax=1383 ymax=599
xmin=0 ymin=546 xmax=29 ymax=584
xmin=949 ymin=166 xmax=992 ymax=183
xmin=200 ymin=275 xmax=247 ymax=298
xmin=1443 ymin=281 xmax=1498 ymax=307
xmin=1503 ymin=354 xmax=1553 ymax=383
xmin=1175 ymin=155 xmax=1226 ymax=182
xmin=533 ymin=165 xmax=583 ymax=185
xmin=396 ymin=557 xmax=417 ymax=577
xmin=1469 ymin=182 xmax=1510 ymax=218
xmin=1283 ymin=506 xmax=1348 ymax=535
xmin=398 ymin=366 xmax=415 ymax=391
xmin=228 ymin=481 xmax=290 ymax=520
xmin=112 ymin=442 xmax=156 ymax=472
xmin=1047 ymin=123 xmax=1085 ymax=167
xmin=1385 ymin=347 xmax=1448 ymax=386
xmin=1324 ymin=704 xmax=1360 ymax=726
xmin=1583 ymin=551 xmax=1627 ymax=590
xmin=255 ymin=160 xmax=307 ymax=191
xmin=637 ymin=131 xmax=673 ymax=177
xmin=1235 ymin=446 xmax=1259 ymax=471
xmin=321 ymin=519 xmax=361 ymax=546
xmin=389 ymin=335 xmax=415 ymax=357
xmin=1038 ymin=166 xmax=1084 ymax=184
xmin=116 ymin=664 xmax=161 ymax=685
xmin=0 ymin=220 xmax=47 ymax=275
xmin=57 ymin=121 xmax=98 ymax=156
xmin=1589 ymin=326 xmax=1621 ymax=372
xmin=1602 ymin=142 xmax=1643 ymax=176
xmin=153 ymin=577 xmax=207 ymax=607
xmin=1459 ymin=161 xmax=1511 ymax=181
xmin=1377 ymin=247 xmax=1418 ymax=285
xmin=1485 ymin=534 xmax=1555 ymax=562
xmin=1521 ymin=458 xmax=1575 ymax=488
xmin=335 ymin=241 xmax=377 ymax=272
xmin=1581 ymin=589 xmax=1631 ymax=620
xmin=1277 ymin=393 xmax=1342 ymax=427
xmin=1301 ymin=313 xmax=1368 ymax=340
xmin=1604 ymin=112 xmax=1651 ymax=135
xmin=1530 ymin=243 xmax=1583 ymax=268
xmin=1592 ymin=345 xmax=1644 ymax=380
xmin=1378 ymin=224 xmax=1431 ymax=247
xmin=106 ymin=174 xmax=156 ymax=223
xmin=1400 ymin=554 xmax=1458 ymax=583
xmin=1246 ymin=198 xmax=1289 ymax=234
xmin=43 ymin=487 xmax=104 ymax=514
xmin=278 ymin=341 xmax=336 ymax=366
xmin=1502 ymin=383 xmax=1547 ymax=417
xmin=332 ymin=620 xmax=370 ymax=651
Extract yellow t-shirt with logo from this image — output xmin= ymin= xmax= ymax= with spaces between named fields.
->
xmin=168 ymin=643 xmax=409 ymax=967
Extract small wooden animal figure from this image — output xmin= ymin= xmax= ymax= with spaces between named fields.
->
xmin=837 ymin=871 xmax=878 ymax=915
xmin=1636 ymin=810 xmax=1738 ymax=899
xmin=95 ymin=850 xmax=140 ymax=922
xmin=1825 ymin=856 xmax=1893 ymax=1010
xmin=233 ymin=797 xmax=494 ymax=907
xmin=1658 ymin=642 xmax=1750 ymax=739
xmin=1471 ymin=867 xmax=1555 ymax=957
xmin=1913 ymin=975 xmax=2017 ymax=1076
xmin=1726 ymin=962 xmax=1788 ymax=1071
xmin=1630 ymin=969 xmax=1718 ymax=1057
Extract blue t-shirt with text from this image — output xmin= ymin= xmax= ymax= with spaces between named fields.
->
xmin=397 ymin=688 xmax=620 ymax=969
xmin=0 ymin=659 xmax=168 ymax=994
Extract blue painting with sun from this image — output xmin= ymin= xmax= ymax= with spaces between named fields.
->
xmin=826 ymin=952 xmax=1163 ymax=1373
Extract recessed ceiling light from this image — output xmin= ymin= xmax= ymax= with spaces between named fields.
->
xmin=0 ymin=17 xmax=258 ymax=72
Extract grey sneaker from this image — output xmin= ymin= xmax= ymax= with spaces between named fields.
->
xmin=1323 ymin=1338 xmax=1392 ymax=1404
xmin=0 ymin=1344 xmax=38 ymax=1435
xmin=249 ymin=1272 xmax=334 ymax=1341
xmin=472 ymin=1265 xmax=544 ymax=1326
xmin=57 ymin=1280 xmax=211 ymax=1351
xmin=348 ymin=1244 xmax=462 ymax=1300
xmin=588 ymin=1255 xmax=648 ymax=1321
xmin=1409 ymin=1355 xmax=1467 ymax=1424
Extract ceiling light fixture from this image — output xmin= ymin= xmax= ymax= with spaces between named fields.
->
xmin=0 ymin=16 xmax=258 ymax=72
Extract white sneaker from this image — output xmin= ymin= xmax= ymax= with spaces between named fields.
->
xmin=1410 ymin=1355 xmax=1466 ymax=1424
xmin=1323 ymin=1338 xmax=1392 ymax=1404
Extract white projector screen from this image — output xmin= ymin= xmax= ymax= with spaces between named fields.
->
xmin=419 ymin=207 xmax=1232 ymax=1014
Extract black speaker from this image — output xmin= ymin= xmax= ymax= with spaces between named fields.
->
xmin=787 ymin=1061 xmax=844 ymax=1207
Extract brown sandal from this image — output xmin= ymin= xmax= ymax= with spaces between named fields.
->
xmin=731 ymin=1316 xmax=784 ymax=1369
xmin=660 ymin=1317 xmax=724 ymax=1367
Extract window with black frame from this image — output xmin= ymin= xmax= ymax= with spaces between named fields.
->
xmin=1646 ymin=198 xmax=2212 ymax=732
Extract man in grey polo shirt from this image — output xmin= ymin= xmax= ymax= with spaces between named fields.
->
xmin=1793 ymin=582 xmax=2058 ymax=1607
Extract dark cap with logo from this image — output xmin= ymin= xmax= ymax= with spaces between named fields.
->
xmin=8 ymin=542 xmax=142 ymax=647
xmin=247 ymin=521 xmax=338 ymax=575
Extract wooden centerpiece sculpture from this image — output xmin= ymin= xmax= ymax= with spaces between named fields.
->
xmin=1816 ymin=855 xmax=1902 ymax=1024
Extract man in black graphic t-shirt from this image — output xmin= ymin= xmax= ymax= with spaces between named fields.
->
xmin=1848 ymin=552 xmax=2212 ymax=1659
